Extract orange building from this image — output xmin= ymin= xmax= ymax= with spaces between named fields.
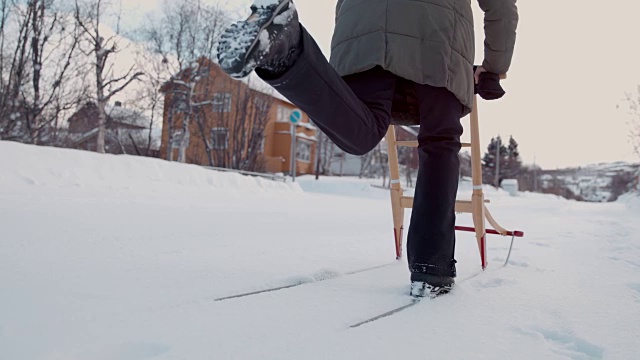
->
xmin=160 ymin=58 xmax=317 ymax=175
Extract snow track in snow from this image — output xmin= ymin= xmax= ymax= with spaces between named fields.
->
xmin=1 ymin=141 xmax=640 ymax=359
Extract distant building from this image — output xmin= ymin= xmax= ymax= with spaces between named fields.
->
xmin=67 ymin=101 xmax=158 ymax=156
xmin=538 ymin=162 xmax=640 ymax=202
xmin=501 ymin=179 xmax=519 ymax=196
xmin=160 ymin=58 xmax=317 ymax=175
xmin=328 ymin=125 xmax=419 ymax=177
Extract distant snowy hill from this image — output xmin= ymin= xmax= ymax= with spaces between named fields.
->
xmin=540 ymin=161 xmax=639 ymax=202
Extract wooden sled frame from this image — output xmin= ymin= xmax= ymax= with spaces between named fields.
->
xmin=387 ymin=94 xmax=524 ymax=269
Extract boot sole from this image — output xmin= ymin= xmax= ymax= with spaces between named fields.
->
xmin=217 ymin=0 xmax=292 ymax=78
xmin=410 ymin=283 xmax=452 ymax=299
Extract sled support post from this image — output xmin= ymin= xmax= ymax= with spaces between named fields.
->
xmin=386 ymin=126 xmax=404 ymax=259
xmin=469 ymin=95 xmax=488 ymax=269
xmin=385 ymin=90 xmax=524 ymax=269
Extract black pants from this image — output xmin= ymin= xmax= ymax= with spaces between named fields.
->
xmin=257 ymin=27 xmax=463 ymax=277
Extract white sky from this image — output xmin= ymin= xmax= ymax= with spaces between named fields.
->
xmin=120 ymin=0 xmax=640 ymax=169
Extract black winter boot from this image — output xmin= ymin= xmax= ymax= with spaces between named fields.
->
xmin=410 ymin=273 xmax=455 ymax=298
xmin=217 ymin=0 xmax=301 ymax=78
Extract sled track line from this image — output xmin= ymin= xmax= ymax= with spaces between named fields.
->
xmin=214 ymin=262 xmax=396 ymax=302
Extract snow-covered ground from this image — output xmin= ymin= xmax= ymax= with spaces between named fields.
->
xmin=1 ymin=141 xmax=639 ymax=360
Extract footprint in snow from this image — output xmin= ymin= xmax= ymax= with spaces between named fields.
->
xmin=516 ymin=327 xmax=604 ymax=360
xmin=67 ymin=342 xmax=171 ymax=360
xmin=608 ymin=256 xmax=640 ymax=270
xmin=628 ymin=283 xmax=640 ymax=302
xmin=473 ymin=278 xmax=516 ymax=289
xmin=286 ymin=269 xmax=341 ymax=285
xmin=533 ymin=242 xmax=552 ymax=248
xmin=491 ymin=256 xmax=529 ymax=268
xmin=19 ymin=175 xmax=38 ymax=185
xmin=311 ymin=269 xmax=341 ymax=281
xmin=505 ymin=259 xmax=529 ymax=268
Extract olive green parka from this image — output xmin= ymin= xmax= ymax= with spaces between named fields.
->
xmin=330 ymin=0 xmax=518 ymax=112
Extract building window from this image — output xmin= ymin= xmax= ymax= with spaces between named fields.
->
xmin=277 ymin=105 xmax=292 ymax=122
xmin=211 ymin=128 xmax=229 ymax=150
xmin=212 ymin=93 xmax=232 ymax=112
xmin=296 ymin=139 xmax=311 ymax=162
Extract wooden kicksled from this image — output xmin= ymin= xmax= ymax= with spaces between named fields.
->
xmin=387 ymin=89 xmax=524 ymax=269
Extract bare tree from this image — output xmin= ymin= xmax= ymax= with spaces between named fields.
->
xmin=164 ymin=61 xmax=211 ymax=164
xmin=314 ymin=130 xmax=323 ymax=179
xmin=625 ymin=86 xmax=640 ymax=159
xmin=0 ymin=0 xmax=31 ymax=140
xmin=397 ymin=146 xmax=414 ymax=187
xmin=204 ymin=74 xmax=273 ymax=170
xmin=141 ymin=0 xmax=229 ymax=162
xmin=127 ymin=40 xmax=174 ymax=156
xmin=74 ymin=0 xmax=143 ymax=153
xmin=129 ymin=58 xmax=162 ymax=155
xmin=147 ymin=1 xmax=271 ymax=171
xmin=0 ymin=0 xmax=83 ymax=144
xmin=373 ymin=143 xmax=389 ymax=187
xmin=358 ymin=151 xmax=374 ymax=178
xmin=315 ymin=131 xmax=336 ymax=176
xmin=228 ymin=83 xmax=273 ymax=171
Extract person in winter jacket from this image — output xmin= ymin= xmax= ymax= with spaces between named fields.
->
xmin=217 ymin=0 xmax=518 ymax=297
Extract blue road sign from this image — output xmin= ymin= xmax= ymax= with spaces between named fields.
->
xmin=290 ymin=109 xmax=302 ymax=124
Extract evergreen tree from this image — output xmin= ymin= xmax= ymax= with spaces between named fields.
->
xmin=482 ymin=136 xmax=508 ymax=186
xmin=503 ymin=136 xmax=523 ymax=179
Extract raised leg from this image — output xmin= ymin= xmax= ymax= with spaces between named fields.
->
xmin=257 ymin=27 xmax=397 ymax=156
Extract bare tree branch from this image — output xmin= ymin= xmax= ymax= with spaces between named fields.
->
xmin=0 ymin=1 xmax=84 ymax=144
xmin=75 ymin=0 xmax=143 ymax=153
xmin=102 ymin=64 xmax=134 ymax=89
xmin=106 ymin=71 xmax=143 ymax=100
xmin=625 ymin=87 xmax=640 ymax=159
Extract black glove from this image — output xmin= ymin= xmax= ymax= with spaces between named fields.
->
xmin=473 ymin=66 xmax=505 ymax=100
